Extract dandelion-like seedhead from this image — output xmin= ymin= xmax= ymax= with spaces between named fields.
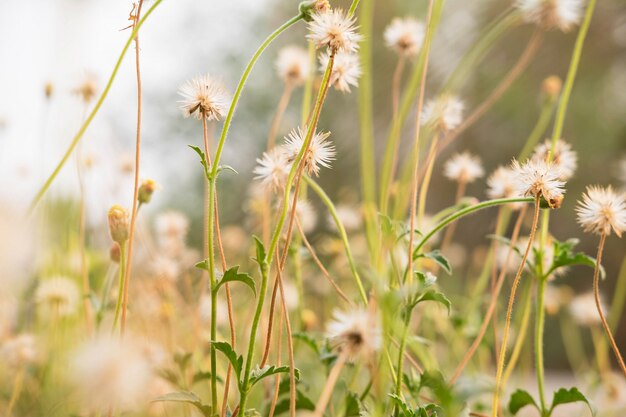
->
xmin=35 ymin=276 xmax=80 ymax=317
xmin=576 ymin=185 xmax=626 ymax=237
xmin=516 ymin=0 xmax=584 ymax=32
xmin=570 ymin=292 xmax=605 ymax=327
xmin=421 ymin=95 xmax=464 ymax=132
xmin=487 ymin=166 xmax=524 ymax=208
xmin=276 ymin=45 xmax=311 ymax=86
xmin=511 ymin=159 xmax=566 ymax=208
xmin=384 ymin=17 xmax=425 ymax=58
xmin=443 ymin=152 xmax=484 ymax=184
xmin=283 ymin=127 xmax=335 ymax=176
xmin=531 ymin=139 xmax=578 ymax=180
xmin=253 ymin=148 xmax=291 ymax=192
xmin=320 ymin=51 xmax=362 ymax=93
xmin=73 ymin=75 xmax=98 ymax=103
xmin=178 ymin=74 xmax=229 ymax=121
xmin=285 ymin=198 xmax=318 ymax=234
xmin=1 ymin=333 xmax=38 ymax=367
xmin=307 ymin=9 xmax=362 ymax=53
xmin=326 ymin=308 xmax=381 ymax=361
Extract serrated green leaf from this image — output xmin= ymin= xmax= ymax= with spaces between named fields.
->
xmin=152 ymin=391 xmax=212 ymax=417
xmin=188 ymin=145 xmax=211 ymax=180
xmin=416 ymin=290 xmax=451 ymax=314
xmin=195 ymin=259 xmax=209 ymax=271
xmin=213 ymin=341 xmax=243 ymax=382
xmin=253 ymin=235 xmax=266 ymax=266
xmin=249 ymin=365 xmax=299 ymax=387
xmin=389 ymin=393 xmax=414 ymax=417
xmin=214 ymin=265 xmax=256 ymax=296
xmin=344 ymin=391 xmax=362 ymax=417
xmin=293 ymin=332 xmax=320 ymax=355
xmin=414 ymin=250 xmax=451 ymax=274
xmin=550 ymin=387 xmax=596 ymax=416
xmin=508 ymin=389 xmax=539 ymax=415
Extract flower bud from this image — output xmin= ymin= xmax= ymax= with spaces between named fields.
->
xmin=107 ymin=205 xmax=129 ymax=244
xmin=138 ymin=179 xmax=157 ymax=205
xmin=299 ymin=0 xmax=330 ymax=22
xmin=541 ymin=76 xmax=562 ymax=100
xmin=109 ymin=242 xmax=121 ymax=263
xmin=44 ymin=82 xmax=54 ymax=99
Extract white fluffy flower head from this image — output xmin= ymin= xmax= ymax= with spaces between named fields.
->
xmin=307 ymin=9 xmax=362 ymax=53
xmin=320 ymin=51 xmax=361 ymax=93
xmin=384 ymin=17 xmax=425 ymax=58
xmin=421 ymin=95 xmax=464 ymax=131
xmin=511 ymin=159 xmax=566 ymax=208
xmin=444 ymin=152 xmax=484 ymax=184
xmin=276 ymin=45 xmax=311 ymax=86
xmin=283 ymin=127 xmax=335 ymax=176
xmin=570 ymin=292 xmax=605 ymax=326
xmin=487 ymin=166 xmax=525 ymax=208
xmin=326 ymin=308 xmax=381 ymax=361
xmin=254 ymin=148 xmax=291 ymax=192
xmin=178 ymin=74 xmax=229 ymax=121
xmin=576 ymin=185 xmax=626 ymax=237
xmin=35 ymin=276 xmax=80 ymax=317
xmin=531 ymin=139 xmax=578 ymax=180
xmin=516 ymin=0 xmax=584 ymax=32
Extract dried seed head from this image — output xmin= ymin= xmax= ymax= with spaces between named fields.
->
xmin=307 ymin=9 xmax=362 ymax=53
xmin=73 ymin=75 xmax=98 ymax=103
xmin=516 ymin=0 xmax=584 ymax=32
xmin=384 ymin=17 xmax=425 ymax=58
xmin=276 ymin=46 xmax=311 ymax=86
xmin=487 ymin=166 xmax=524 ymax=209
xmin=326 ymin=308 xmax=381 ymax=361
xmin=531 ymin=139 xmax=578 ymax=180
xmin=443 ymin=152 xmax=484 ymax=184
xmin=178 ymin=74 xmax=229 ymax=121
xmin=421 ymin=95 xmax=464 ymax=132
xmin=253 ymin=148 xmax=291 ymax=192
xmin=511 ymin=159 xmax=566 ymax=208
xmin=576 ymin=185 xmax=626 ymax=237
xmin=282 ymin=126 xmax=335 ymax=176
xmin=108 ymin=205 xmax=130 ymax=244
xmin=319 ymin=51 xmax=362 ymax=93
xmin=35 ymin=276 xmax=80 ymax=317
xmin=570 ymin=292 xmax=605 ymax=326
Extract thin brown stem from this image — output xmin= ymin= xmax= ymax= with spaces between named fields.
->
xmin=295 ymin=216 xmax=352 ymax=305
xmin=120 ymin=0 xmax=145 ymax=335
xmin=267 ymin=82 xmax=294 ymax=151
xmin=491 ymin=197 xmax=541 ymax=417
xmin=313 ymin=350 xmax=348 ymax=417
xmin=594 ymin=233 xmax=626 ymax=377
xmin=267 ymin=305 xmax=285 ymax=417
xmin=449 ymin=206 xmax=527 ymax=384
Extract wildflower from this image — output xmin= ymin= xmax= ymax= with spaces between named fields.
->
xmin=531 ymin=139 xmax=578 ymax=180
xmin=276 ymin=46 xmax=311 ymax=86
xmin=384 ymin=17 xmax=425 ymax=58
xmin=326 ymin=307 xmax=381 ymax=361
xmin=35 ymin=276 xmax=80 ymax=317
xmin=421 ymin=95 xmax=464 ymax=131
xmin=511 ymin=159 xmax=565 ymax=208
xmin=516 ymin=0 xmax=584 ymax=32
xmin=576 ymin=186 xmax=626 ymax=237
xmin=108 ymin=205 xmax=130 ymax=244
xmin=138 ymin=178 xmax=158 ymax=205
xmin=443 ymin=152 xmax=484 ymax=184
xmin=178 ymin=74 xmax=229 ymax=121
xmin=283 ymin=127 xmax=335 ymax=176
xmin=73 ymin=74 xmax=97 ymax=103
xmin=570 ymin=292 xmax=606 ymax=326
xmin=71 ymin=336 xmax=153 ymax=412
xmin=253 ymin=148 xmax=291 ymax=192
xmin=307 ymin=9 xmax=362 ymax=53
xmin=1 ymin=334 xmax=38 ymax=367
xmin=320 ymin=51 xmax=361 ymax=93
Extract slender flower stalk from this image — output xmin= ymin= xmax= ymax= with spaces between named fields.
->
xmin=491 ymin=196 xmax=541 ymax=417
xmin=120 ymin=0 xmax=145 ymax=337
xmin=535 ymin=275 xmax=549 ymax=410
xmin=28 ymin=0 xmax=164 ymax=214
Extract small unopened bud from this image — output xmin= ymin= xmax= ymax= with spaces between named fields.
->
xmin=108 ymin=205 xmax=130 ymax=244
xmin=301 ymin=308 xmax=318 ymax=331
xmin=138 ymin=179 xmax=158 ymax=205
xmin=44 ymin=82 xmax=54 ymax=99
xmin=542 ymin=76 xmax=562 ymax=100
xmin=110 ymin=242 xmax=121 ymax=263
xmin=540 ymin=194 xmax=564 ymax=209
xmin=299 ymin=0 xmax=330 ymax=21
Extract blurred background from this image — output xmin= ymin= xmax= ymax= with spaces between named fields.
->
xmin=1 ymin=0 xmax=625 ymax=371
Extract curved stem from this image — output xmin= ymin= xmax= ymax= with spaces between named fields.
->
xmin=413 ymin=197 xmax=534 ymax=256
xmin=28 ymin=0 xmax=164 ymax=214
xmin=111 ymin=241 xmax=127 ymax=332
xmin=121 ymin=0 xmax=145 ymax=337
xmin=594 ymin=234 xmax=626 ymax=377
xmin=518 ymin=94 xmax=557 ymax=161
xmin=502 ymin=277 xmax=534 ymax=386
xmin=313 ymin=351 xmax=348 ymax=417
xmin=416 ymin=132 xmax=440 ymax=226
xmin=491 ymin=196 xmax=541 ymax=417
xmin=304 ymin=175 xmax=367 ymax=304
xmin=267 ymin=83 xmax=294 ymax=150
xmin=535 ymin=277 xmax=548 ymax=412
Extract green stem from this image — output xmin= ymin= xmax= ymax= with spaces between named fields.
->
xmin=28 ymin=0 xmax=164 ymax=214
xmin=395 ymin=312 xmax=411 ymax=398
xmin=535 ymin=278 xmax=548 ymax=413
xmin=518 ymin=95 xmax=558 ymax=161
xmin=111 ymin=241 xmax=127 ymax=333
xmin=413 ymin=197 xmax=534 ymax=256
xmin=549 ymin=0 xmax=597 ymax=153
xmin=348 ymin=0 xmax=361 ymax=16
xmin=609 ymin=255 xmax=626 ymax=330
xmin=304 ymin=176 xmax=368 ymax=305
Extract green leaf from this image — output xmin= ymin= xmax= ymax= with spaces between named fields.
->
xmin=249 ymin=365 xmax=299 ymax=387
xmin=188 ymin=145 xmax=211 ymax=180
xmin=195 ymin=259 xmax=209 ymax=271
xmin=173 ymin=352 xmax=193 ymax=373
xmin=415 ymin=250 xmax=451 ymax=274
xmin=389 ymin=393 xmax=414 ymax=417
xmin=344 ymin=391 xmax=362 ymax=417
xmin=217 ymin=165 xmax=239 ymax=175
xmin=293 ymin=332 xmax=320 ymax=355
xmin=416 ymin=289 xmax=452 ymax=314
xmin=253 ymin=235 xmax=266 ymax=266
xmin=152 ymin=391 xmax=211 ymax=417
xmin=213 ymin=341 xmax=243 ymax=382
xmin=508 ymin=389 xmax=539 ymax=415
xmin=214 ymin=265 xmax=256 ymax=296
xmin=192 ymin=371 xmax=224 ymax=386
xmin=272 ymin=388 xmax=316 ymax=415
xmin=550 ymin=387 xmax=596 ymax=416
